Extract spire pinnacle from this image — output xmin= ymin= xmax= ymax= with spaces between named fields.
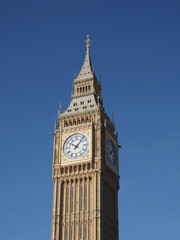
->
xmin=58 ymin=101 xmax=62 ymax=116
xmin=86 ymin=34 xmax=90 ymax=48
xmin=74 ymin=34 xmax=96 ymax=82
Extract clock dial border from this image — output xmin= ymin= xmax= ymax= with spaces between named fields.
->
xmin=63 ymin=133 xmax=89 ymax=160
xmin=105 ymin=132 xmax=118 ymax=174
xmin=106 ymin=138 xmax=116 ymax=166
xmin=61 ymin=128 xmax=92 ymax=165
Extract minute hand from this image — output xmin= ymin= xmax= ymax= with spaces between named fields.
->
xmin=75 ymin=136 xmax=85 ymax=149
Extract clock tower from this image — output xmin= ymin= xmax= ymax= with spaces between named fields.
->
xmin=51 ymin=35 xmax=120 ymax=240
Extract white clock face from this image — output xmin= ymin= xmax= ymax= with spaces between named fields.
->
xmin=63 ymin=133 xmax=89 ymax=160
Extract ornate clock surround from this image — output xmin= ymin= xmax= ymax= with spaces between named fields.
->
xmin=61 ymin=125 xmax=93 ymax=165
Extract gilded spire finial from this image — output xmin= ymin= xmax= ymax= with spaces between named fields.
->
xmin=86 ymin=34 xmax=90 ymax=48
xmin=58 ymin=101 xmax=62 ymax=116
xmin=59 ymin=101 xmax=62 ymax=112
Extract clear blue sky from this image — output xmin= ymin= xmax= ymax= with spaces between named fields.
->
xmin=0 ymin=0 xmax=180 ymax=239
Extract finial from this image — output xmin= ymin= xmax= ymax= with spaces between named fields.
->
xmin=73 ymin=68 xmax=76 ymax=79
xmin=86 ymin=34 xmax=90 ymax=47
xmin=59 ymin=101 xmax=62 ymax=113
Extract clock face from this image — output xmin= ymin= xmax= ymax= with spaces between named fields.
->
xmin=106 ymin=139 xmax=116 ymax=166
xmin=63 ymin=133 xmax=89 ymax=160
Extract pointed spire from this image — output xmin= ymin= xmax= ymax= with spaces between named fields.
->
xmin=74 ymin=34 xmax=96 ymax=82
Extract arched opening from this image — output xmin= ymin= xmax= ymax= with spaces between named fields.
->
xmin=83 ymin=164 xmax=86 ymax=171
xmin=87 ymin=163 xmax=91 ymax=170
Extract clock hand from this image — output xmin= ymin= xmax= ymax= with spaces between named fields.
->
xmin=71 ymin=143 xmax=79 ymax=149
xmin=75 ymin=136 xmax=85 ymax=149
xmin=109 ymin=150 xmax=112 ymax=155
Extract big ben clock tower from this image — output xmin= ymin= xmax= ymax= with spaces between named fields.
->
xmin=51 ymin=35 xmax=120 ymax=240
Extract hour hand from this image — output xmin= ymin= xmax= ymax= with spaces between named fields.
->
xmin=74 ymin=141 xmax=81 ymax=149
xmin=72 ymin=143 xmax=78 ymax=149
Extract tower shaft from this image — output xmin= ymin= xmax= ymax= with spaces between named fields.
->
xmin=51 ymin=35 xmax=119 ymax=240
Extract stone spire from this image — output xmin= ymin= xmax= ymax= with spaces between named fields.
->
xmin=74 ymin=34 xmax=96 ymax=82
xmin=59 ymin=35 xmax=102 ymax=118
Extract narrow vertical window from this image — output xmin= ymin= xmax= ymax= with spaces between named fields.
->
xmin=80 ymin=185 xmax=83 ymax=212
xmin=85 ymin=184 xmax=87 ymax=211
xmin=71 ymin=185 xmax=74 ymax=213
xmin=66 ymin=186 xmax=70 ymax=213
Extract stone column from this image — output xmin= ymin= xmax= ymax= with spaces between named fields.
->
xmin=51 ymin=177 xmax=57 ymax=240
